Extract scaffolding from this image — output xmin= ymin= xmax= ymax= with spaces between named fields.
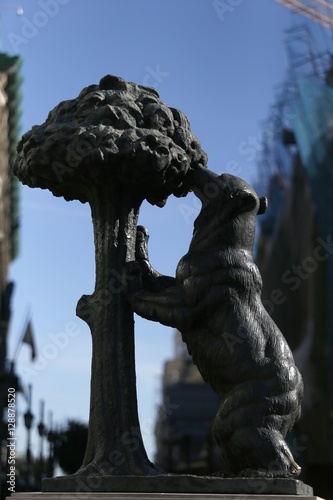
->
xmin=276 ymin=0 xmax=333 ymax=31
xmin=256 ymin=11 xmax=333 ymax=496
xmin=257 ymin=23 xmax=332 ymax=199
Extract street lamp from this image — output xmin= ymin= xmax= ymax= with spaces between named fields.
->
xmin=46 ymin=411 xmax=56 ymax=477
xmin=23 ymin=410 xmax=33 ymax=462
xmin=23 ymin=384 xmax=34 ymax=487
xmin=37 ymin=400 xmax=45 ymax=459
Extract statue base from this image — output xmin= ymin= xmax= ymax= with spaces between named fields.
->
xmin=39 ymin=475 xmax=313 ymax=496
xmin=7 ymin=493 xmax=325 ymax=500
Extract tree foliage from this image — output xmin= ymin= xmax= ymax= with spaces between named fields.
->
xmin=14 ymin=74 xmax=207 ymax=206
xmin=54 ymin=419 xmax=88 ymax=475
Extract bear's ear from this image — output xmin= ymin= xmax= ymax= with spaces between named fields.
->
xmin=258 ymin=196 xmax=268 ymax=215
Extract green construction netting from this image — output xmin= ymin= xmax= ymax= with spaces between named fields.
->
xmin=0 ymin=53 xmax=22 ymax=260
xmin=292 ymin=72 xmax=333 ymax=407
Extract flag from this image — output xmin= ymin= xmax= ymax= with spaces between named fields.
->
xmin=22 ymin=320 xmax=36 ymax=361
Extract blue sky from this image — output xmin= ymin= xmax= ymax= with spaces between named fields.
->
xmin=0 ymin=0 xmax=303 ymax=464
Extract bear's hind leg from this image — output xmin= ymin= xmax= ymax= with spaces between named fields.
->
xmin=219 ymin=425 xmax=301 ymax=478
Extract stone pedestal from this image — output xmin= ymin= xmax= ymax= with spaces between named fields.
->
xmin=7 ymin=476 xmax=322 ymax=499
xmin=7 ymin=476 xmax=322 ymax=500
xmin=7 ymin=494 xmax=325 ymax=500
xmin=42 ymin=476 xmax=314 ymax=496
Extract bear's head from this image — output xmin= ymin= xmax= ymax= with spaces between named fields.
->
xmin=188 ymin=167 xmax=267 ymax=253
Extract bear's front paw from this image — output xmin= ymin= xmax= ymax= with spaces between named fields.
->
xmin=136 ymin=225 xmax=150 ymax=263
xmin=122 ymin=261 xmax=143 ymax=296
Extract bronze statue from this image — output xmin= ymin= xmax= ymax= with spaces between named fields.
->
xmin=125 ymin=165 xmax=303 ymax=478
xmin=14 ymin=73 xmax=305 ymax=490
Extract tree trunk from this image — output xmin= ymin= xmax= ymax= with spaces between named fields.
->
xmin=76 ymin=182 xmax=158 ymax=476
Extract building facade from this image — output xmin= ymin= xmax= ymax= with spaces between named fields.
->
xmin=154 ymin=331 xmax=221 ymax=475
xmin=0 ymin=52 xmax=21 ymax=365
xmin=0 ymin=53 xmax=21 ymax=499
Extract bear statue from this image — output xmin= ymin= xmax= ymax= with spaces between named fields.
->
xmin=125 ymin=165 xmax=303 ymax=478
